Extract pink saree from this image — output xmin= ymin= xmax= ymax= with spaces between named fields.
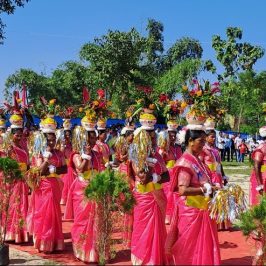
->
xmin=200 ymin=144 xmax=223 ymax=187
xmin=4 ymin=145 xmax=29 ymax=243
xmin=250 ymin=142 xmax=266 ymax=205
xmin=118 ymin=161 xmax=134 ymax=249
xmin=162 ymin=145 xmax=182 ymax=223
xmin=27 ymin=150 xmax=65 ymax=252
xmin=131 ymin=152 xmax=167 ymax=265
xmin=68 ymin=150 xmax=102 ymax=263
xmin=61 ymin=143 xmax=74 ymax=205
xmin=166 ymin=152 xmax=221 ymax=265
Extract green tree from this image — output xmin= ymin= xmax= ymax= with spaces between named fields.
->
xmin=0 ymin=0 xmax=30 ymax=44
xmin=161 ymin=37 xmax=203 ymax=71
xmin=4 ymin=68 xmax=51 ymax=107
xmin=221 ymin=70 xmax=266 ymax=133
xmin=154 ymin=58 xmax=202 ymax=98
xmin=212 ymin=27 xmax=265 ymax=79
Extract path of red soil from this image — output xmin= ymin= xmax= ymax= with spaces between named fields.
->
xmin=10 ymin=205 xmax=255 ymax=265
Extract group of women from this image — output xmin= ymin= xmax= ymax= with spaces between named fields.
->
xmin=0 ymin=106 xmax=265 ymax=265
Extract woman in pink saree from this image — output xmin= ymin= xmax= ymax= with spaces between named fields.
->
xmin=60 ymin=129 xmax=74 ymax=205
xmin=131 ymin=127 xmax=169 ymax=265
xmin=67 ymin=129 xmax=102 ymax=263
xmin=250 ymin=126 xmax=266 ymax=205
xmin=166 ymin=129 xmax=221 ymax=265
xmin=116 ymin=126 xmax=135 ymax=249
xmin=5 ymin=127 xmax=29 ymax=243
xmin=158 ymin=129 xmax=182 ymax=224
xmin=27 ymin=122 xmax=67 ymax=253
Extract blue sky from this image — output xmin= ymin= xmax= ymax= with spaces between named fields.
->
xmin=1 ymin=0 xmax=266 ymax=99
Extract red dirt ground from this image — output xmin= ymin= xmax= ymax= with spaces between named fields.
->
xmin=9 ymin=205 xmax=255 ymax=265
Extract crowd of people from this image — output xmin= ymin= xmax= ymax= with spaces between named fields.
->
xmin=216 ymin=132 xmax=261 ymax=163
xmin=0 ymin=95 xmax=265 ymax=265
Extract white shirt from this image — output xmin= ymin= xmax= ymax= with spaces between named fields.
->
xmin=235 ymin=137 xmax=242 ymax=149
xmin=217 ymin=135 xmax=225 ymax=149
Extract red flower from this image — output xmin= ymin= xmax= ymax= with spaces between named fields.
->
xmin=97 ymin=89 xmax=105 ymax=99
xmin=137 ymin=85 xmax=153 ymax=94
xmin=99 ymin=101 xmax=106 ymax=109
xmin=159 ymin=93 xmax=168 ymax=103
xmin=67 ymin=107 xmax=74 ymax=115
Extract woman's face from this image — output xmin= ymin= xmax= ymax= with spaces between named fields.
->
xmin=13 ymin=129 xmax=23 ymax=143
xmin=64 ymin=130 xmax=71 ymax=142
xmin=88 ymin=132 xmax=97 ymax=147
xmin=126 ymin=132 xmax=134 ymax=144
xmin=169 ymin=131 xmax=177 ymax=144
xmin=206 ymin=132 xmax=216 ymax=146
xmin=189 ymin=134 xmax=206 ymax=155
xmin=46 ymin=133 xmax=56 ymax=149
xmin=147 ymin=130 xmax=156 ymax=146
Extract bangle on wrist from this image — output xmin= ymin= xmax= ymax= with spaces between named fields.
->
xmin=256 ymin=184 xmax=264 ymax=191
xmin=81 ymin=153 xmax=92 ymax=160
xmin=203 ymin=183 xmax=212 ymax=197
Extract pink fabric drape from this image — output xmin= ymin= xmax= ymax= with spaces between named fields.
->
xmin=167 ymin=152 xmax=221 ymax=265
xmin=27 ymin=150 xmax=64 ymax=252
xmin=4 ymin=145 xmax=29 ymax=243
xmin=131 ymin=189 xmax=167 ymax=265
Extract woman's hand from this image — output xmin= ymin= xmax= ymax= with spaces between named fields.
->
xmin=84 ymin=145 xmax=92 ymax=155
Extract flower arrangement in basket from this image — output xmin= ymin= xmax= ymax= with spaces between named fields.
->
xmin=182 ymin=80 xmax=226 ymax=123
xmin=84 ymin=169 xmax=135 ymax=265
xmin=0 ymin=157 xmax=22 ymax=265
xmin=235 ymin=195 xmax=266 ymax=265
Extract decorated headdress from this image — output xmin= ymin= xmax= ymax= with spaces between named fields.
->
xmin=81 ymin=109 xmax=97 ymax=131
xmin=5 ymin=91 xmax=25 ymax=129
xmin=182 ymin=80 xmax=225 ymax=121
xmin=204 ymin=117 xmax=216 ymax=130
xmin=37 ymin=97 xmax=59 ymax=134
xmin=0 ymin=109 xmax=6 ymax=129
xmin=259 ymin=126 xmax=266 ymax=138
xmin=58 ymin=106 xmax=75 ymax=131
xmin=91 ymin=89 xmax=113 ymax=131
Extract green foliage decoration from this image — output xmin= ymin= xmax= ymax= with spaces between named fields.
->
xmin=84 ymin=169 xmax=135 ymax=264
xmin=235 ymin=196 xmax=266 ymax=265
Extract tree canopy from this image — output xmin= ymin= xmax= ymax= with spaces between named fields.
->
xmin=3 ymin=22 xmax=266 ymax=134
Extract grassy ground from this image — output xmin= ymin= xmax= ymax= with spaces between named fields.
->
xmin=222 ymin=160 xmax=252 ymax=176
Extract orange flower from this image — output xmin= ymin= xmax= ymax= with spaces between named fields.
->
xmin=16 ymin=98 xmax=22 ymax=103
xmin=196 ymin=90 xmax=203 ymax=97
xmin=93 ymin=100 xmax=99 ymax=106
xmin=107 ymin=101 xmax=112 ymax=107
xmin=181 ymin=102 xmax=188 ymax=109
xmin=149 ymin=104 xmax=155 ymax=110
xmin=111 ymin=112 xmax=116 ymax=118
xmin=49 ymin=99 xmax=56 ymax=105
xmin=79 ymin=107 xmax=83 ymax=112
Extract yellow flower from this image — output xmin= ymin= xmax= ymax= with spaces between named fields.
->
xmin=169 ymin=100 xmax=175 ymax=105
xmin=182 ymin=85 xmax=188 ymax=91
xmin=107 ymin=101 xmax=112 ymax=107
xmin=79 ymin=107 xmax=83 ymax=113
xmin=93 ymin=100 xmax=99 ymax=106
xmin=196 ymin=90 xmax=203 ymax=97
xmin=136 ymin=99 xmax=143 ymax=104
xmin=16 ymin=98 xmax=22 ymax=103
xmin=181 ymin=102 xmax=188 ymax=109
xmin=126 ymin=111 xmax=132 ymax=118
xmin=111 ymin=112 xmax=116 ymax=118
xmin=49 ymin=99 xmax=56 ymax=105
